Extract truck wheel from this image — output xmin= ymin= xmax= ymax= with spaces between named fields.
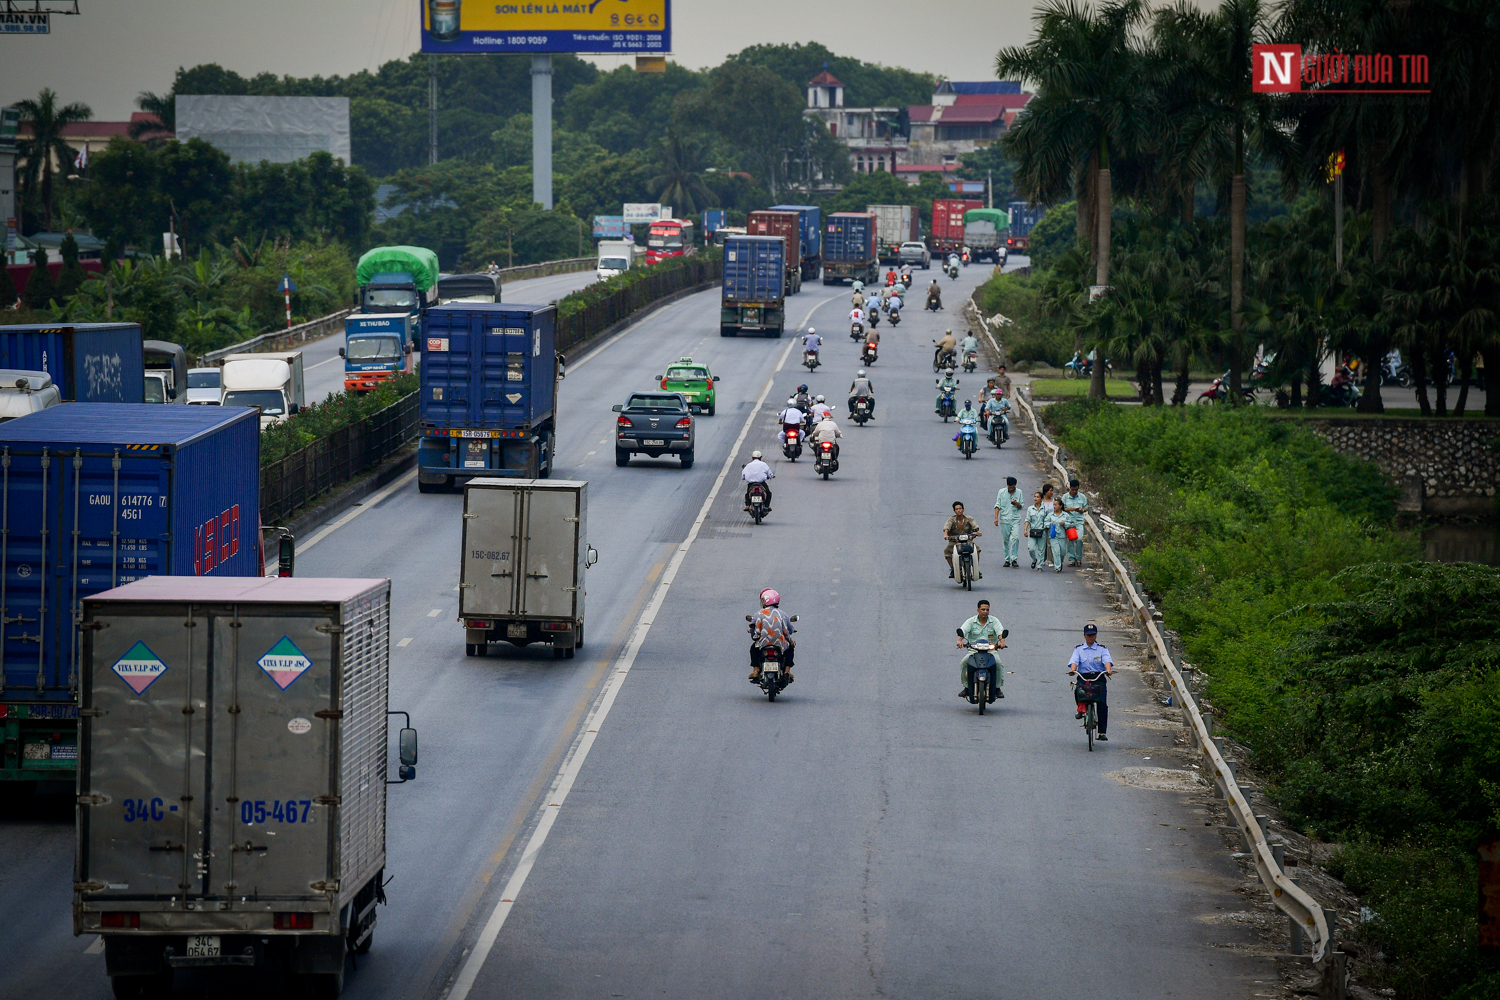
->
xmin=576 ymin=625 xmax=584 ymax=649
xmin=615 ymin=448 xmax=630 ymax=467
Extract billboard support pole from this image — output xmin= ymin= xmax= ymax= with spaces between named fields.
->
xmin=428 ymin=55 xmax=439 ymax=165
xmin=532 ymin=55 xmax=553 ymax=210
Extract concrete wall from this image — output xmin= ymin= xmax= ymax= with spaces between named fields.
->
xmin=1305 ymin=417 xmax=1500 ymax=516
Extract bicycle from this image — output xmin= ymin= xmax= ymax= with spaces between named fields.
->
xmin=1070 ymin=670 xmax=1107 ymax=751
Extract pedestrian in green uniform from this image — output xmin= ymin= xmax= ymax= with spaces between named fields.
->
xmin=1025 ymin=491 xmax=1049 ymax=570
xmin=1046 ymin=499 xmax=1069 ymax=572
xmin=1061 ymin=477 xmax=1089 ymax=566
xmin=993 ymin=476 xmax=1025 ymax=567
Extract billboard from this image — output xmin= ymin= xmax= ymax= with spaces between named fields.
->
xmin=622 ymin=203 xmax=663 ymax=224
xmin=592 ymin=216 xmax=627 ymax=239
xmin=420 ymin=0 xmax=669 ymax=54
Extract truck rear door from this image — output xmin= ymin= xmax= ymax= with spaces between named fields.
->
xmin=461 ymin=484 xmax=524 ymax=617
xmin=517 ymin=486 xmax=579 ymax=618
xmin=421 ymin=312 xmax=474 ymax=427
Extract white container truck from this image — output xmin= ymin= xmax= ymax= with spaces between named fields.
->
xmin=595 ymin=239 xmax=634 ymax=280
xmin=221 ymin=351 xmax=306 ymax=429
xmin=74 ymin=576 xmax=418 ymax=998
xmin=867 ymin=204 xmax=919 ymax=263
xmin=459 ymin=479 xmax=598 ymax=658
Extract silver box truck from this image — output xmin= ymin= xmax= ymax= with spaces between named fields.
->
xmin=459 ymin=479 xmax=597 ymax=659
xmin=74 ymin=576 xmax=418 ymax=999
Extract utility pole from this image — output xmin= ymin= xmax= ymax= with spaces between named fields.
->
xmin=987 ymin=170 xmax=993 ymax=209
xmin=428 ymin=55 xmax=438 ymax=166
xmin=532 ymin=55 xmax=553 ymax=209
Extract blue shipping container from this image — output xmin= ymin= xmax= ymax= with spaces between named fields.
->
xmin=0 ymin=323 xmax=145 ymax=403
xmin=0 ymin=404 xmax=261 ymax=779
xmin=1008 ymin=202 xmax=1046 ymax=238
xmin=824 ymin=213 xmax=878 ymax=262
xmin=421 ymin=304 xmax=557 ymax=431
xmin=768 ymin=205 xmax=821 ymax=260
xmin=722 ymin=236 xmax=787 ymax=303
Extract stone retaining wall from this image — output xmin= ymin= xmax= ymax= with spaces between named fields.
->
xmin=1304 ymin=418 xmax=1500 ymax=516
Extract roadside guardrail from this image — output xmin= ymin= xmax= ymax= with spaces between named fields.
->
xmin=968 ymin=297 xmax=1339 ymax=988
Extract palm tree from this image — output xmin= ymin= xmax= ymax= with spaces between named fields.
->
xmin=997 ymin=0 xmax=1151 ymax=399
xmin=129 ymin=91 xmax=175 ymax=143
xmin=648 ymin=132 xmax=712 ymax=217
xmin=15 ymin=88 xmax=93 ymax=231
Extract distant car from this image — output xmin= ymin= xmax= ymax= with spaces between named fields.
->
xmin=185 ymin=367 xmax=223 ymax=405
xmin=899 ymin=241 xmax=932 ymax=269
xmin=656 ymin=356 xmax=720 ymax=415
xmin=0 ymin=369 xmax=62 ymax=422
xmin=612 ymin=392 xmax=696 ymax=468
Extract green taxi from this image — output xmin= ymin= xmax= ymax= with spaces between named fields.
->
xmin=656 ymin=357 xmax=719 ymax=415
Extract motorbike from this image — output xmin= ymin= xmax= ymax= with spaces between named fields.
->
xmin=1196 ymin=371 xmax=1256 ymax=406
xmin=956 ymin=414 xmax=979 ymax=459
xmin=747 ymin=613 xmax=799 ymax=701
xmin=849 ymin=322 xmax=864 ymax=341
xmin=926 ymin=290 xmax=942 ymax=311
xmin=1063 ymin=355 xmax=1113 ymax=379
xmin=746 ymin=482 xmax=771 ymax=525
xmin=933 ymin=344 xmax=957 ymax=372
xmin=781 ymin=424 xmax=803 ymax=461
xmin=862 ymin=340 xmax=878 ymax=366
xmin=814 ymin=440 xmax=839 ymax=480
xmin=851 ymin=394 xmax=873 ymax=426
xmin=987 ymin=410 xmax=1009 ymax=447
xmin=868 ymin=308 xmax=880 ymax=329
xmin=936 ymin=386 xmax=957 ymax=422
xmin=959 ymin=629 xmax=1008 ymax=713
xmin=961 ymin=350 xmax=978 ymax=374
xmin=961 ymin=250 xmax=971 ymax=265
xmin=953 ymin=532 xmax=978 ymax=590
xmin=1382 ymin=358 xmax=1412 ymax=388
xmin=888 ymin=307 xmax=901 ymax=326
xmin=947 ymin=262 xmax=959 ymax=280
xmin=1321 ymin=367 xmax=1362 ymax=407
xmin=803 ymin=349 xmax=821 ymax=371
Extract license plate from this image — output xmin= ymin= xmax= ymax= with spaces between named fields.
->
xmin=186 ymin=936 xmax=220 ymax=958
xmin=507 ymin=624 xmax=528 ymax=638
xmin=463 ymin=460 xmax=486 ymax=468
xmin=750 ymin=497 xmax=763 ymax=505
xmin=763 ymin=662 xmax=780 ymax=672
xmin=642 ymin=439 xmax=665 ymax=446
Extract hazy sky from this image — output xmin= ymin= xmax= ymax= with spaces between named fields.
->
xmin=1 ymin=0 xmax=1051 ymax=121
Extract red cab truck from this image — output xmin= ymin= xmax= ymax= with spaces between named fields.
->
xmin=930 ymin=198 xmax=983 ymax=256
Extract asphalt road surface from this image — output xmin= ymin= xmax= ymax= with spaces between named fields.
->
xmin=302 ymin=268 xmax=604 ymax=403
xmin=0 ymin=256 xmax=1278 ymax=1000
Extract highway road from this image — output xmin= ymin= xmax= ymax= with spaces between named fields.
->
xmin=301 ymin=268 xmax=604 ymax=403
xmin=0 ymin=258 xmax=1278 ymax=1000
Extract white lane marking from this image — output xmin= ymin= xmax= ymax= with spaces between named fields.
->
xmin=445 ymin=297 xmax=833 ymax=1000
xmin=306 ymin=355 xmax=343 ymax=370
xmin=427 ymin=609 xmax=442 ymax=618
xmin=282 ymin=469 xmax=418 ymax=567
xmin=397 ymin=637 xmax=413 ymax=648
xmin=84 ymin=936 xmax=104 ymax=955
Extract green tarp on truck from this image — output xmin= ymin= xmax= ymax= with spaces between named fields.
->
xmin=356 ymin=246 xmax=441 ymax=290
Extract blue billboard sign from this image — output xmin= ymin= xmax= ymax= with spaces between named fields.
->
xmin=420 ymin=0 xmax=670 ymax=54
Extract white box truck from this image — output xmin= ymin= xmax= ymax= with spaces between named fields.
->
xmin=459 ymin=479 xmax=598 ymax=658
xmin=74 ymin=576 xmax=418 ymax=998
xmin=595 ymin=239 xmax=634 ymax=280
xmin=221 ymin=351 xmax=306 ymax=429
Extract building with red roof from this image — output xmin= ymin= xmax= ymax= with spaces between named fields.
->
xmin=906 ymin=83 xmax=1033 ymax=168
xmin=801 ymin=65 xmax=907 ymax=187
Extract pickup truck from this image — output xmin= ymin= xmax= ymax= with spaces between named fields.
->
xmin=898 ymin=241 xmax=932 ymax=269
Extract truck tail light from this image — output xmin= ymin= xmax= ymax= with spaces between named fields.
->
xmin=617 ymin=415 xmax=631 ymax=428
xmin=274 ymin=912 xmax=315 ymax=930
xmin=541 ymin=622 xmax=569 ymax=631
xmin=101 ymin=912 xmax=140 ymax=928
xmin=675 ymin=417 xmax=691 ymax=429
xmin=466 ymin=619 xmax=493 ymax=630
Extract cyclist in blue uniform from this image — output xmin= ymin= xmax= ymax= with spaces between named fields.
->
xmin=1067 ymin=624 xmax=1114 ymax=741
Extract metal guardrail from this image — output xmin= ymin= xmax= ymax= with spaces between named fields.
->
xmin=200 ymin=308 xmax=353 ymax=367
xmin=489 ymin=256 xmax=594 ymax=283
xmin=966 ymin=296 xmax=1335 ymax=978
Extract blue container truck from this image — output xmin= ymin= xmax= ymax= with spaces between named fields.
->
xmin=1007 ymin=201 xmax=1046 ymax=253
xmin=417 ymin=303 xmax=562 ymax=491
xmin=0 ymin=323 xmax=145 ymax=403
xmin=0 ymin=404 xmax=261 ymax=784
xmin=341 ymin=313 xmax=414 ymax=394
xmin=720 ymin=235 xmax=787 ymax=339
xmin=768 ymin=204 xmax=822 ymax=280
xmin=822 ymin=212 xmax=880 ymax=285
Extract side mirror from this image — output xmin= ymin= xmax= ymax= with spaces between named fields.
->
xmin=712 ymin=375 xmax=720 ymax=382
xmin=388 ymin=711 xmax=418 ymax=784
xmin=557 ymin=353 xmax=567 ymax=367
xmin=653 ymin=374 xmax=663 ymax=381
xmin=338 ymin=347 xmax=346 ymax=358
xmin=400 ymin=727 xmax=418 ymax=767
xmin=611 ymin=404 xmax=623 ymax=412
xmin=288 ymin=403 xmax=300 ymax=415
xmin=277 ymin=533 xmax=296 ymax=578
xmin=745 ymin=615 xmax=754 ymax=622
xmin=585 ymin=546 xmax=599 ymax=568
xmin=405 ymin=344 xmax=412 ymax=355
xmin=789 ymin=615 xmax=799 ymax=622
xmin=1001 ymin=629 xmax=1010 ymax=638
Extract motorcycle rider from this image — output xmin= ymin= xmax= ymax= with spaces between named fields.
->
xmin=777 ymin=398 xmax=805 ymax=446
xmin=748 ymin=587 xmax=796 ymax=683
xmin=886 ymin=268 xmax=898 ymax=286
xmin=741 ymin=450 xmax=774 ymax=512
xmin=802 ymin=327 xmax=823 ymax=363
xmin=879 ymin=283 xmax=893 ymax=310
xmin=851 ymin=289 xmax=866 ymax=311
xmin=959 ymin=331 xmax=981 ymax=367
xmin=926 ymin=279 xmax=943 ymax=310
xmin=943 ymin=501 xmax=982 ymax=580
xmin=954 ymin=399 xmax=980 ymax=449
xmin=947 ymin=252 xmax=960 ymax=273
xmin=793 ymin=383 xmax=813 ymax=414
xmin=888 ymin=288 xmax=903 ymax=319
xmin=956 ymin=599 xmax=1006 ymax=701
xmin=984 ymin=390 xmax=1011 ymax=440
xmin=935 ymin=368 xmax=960 ymax=415
xmin=933 ymin=329 xmax=957 ymax=369
xmin=849 ymin=305 xmax=866 ymax=338
xmin=848 ymin=369 xmax=875 ymax=418
xmin=811 ymin=411 xmax=842 ymax=462
xmin=1067 ymin=623 xmax=1113 ymax=740
xmin=809 ymin=395 xmax=834 ymax=423
xmin=994 ymin=476 xmax=1025 ymax=566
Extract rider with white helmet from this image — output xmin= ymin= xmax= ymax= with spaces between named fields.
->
xmin=741 ymin=449 xmax=774 ymax=512
xmin=849 ymin=368 xmax=875 ymax=418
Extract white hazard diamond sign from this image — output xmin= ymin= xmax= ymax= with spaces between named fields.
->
xmin=257 ymin=636 xmax=313 ymax=691
xmin=110 ymin=641 xmax=168 ymax=695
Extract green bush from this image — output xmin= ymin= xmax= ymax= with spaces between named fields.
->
xmin=1045 ymin=400 xmax=1500 ymax=998
xmin=260 ymin=371 xmax=417 ymax=464
xmin=974 ymin=269 xmax=1073 ymax=366
xmin=556 ymin=248 xmax=718 ymax=321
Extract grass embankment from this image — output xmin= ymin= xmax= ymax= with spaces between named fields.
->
xmin=260 ymin=371 xmax=418 ymax=464
xmin=1028 ymin=377 xmax=1137 ymax=399
xmin=1045 ymin=398 xmax=1500 ymax=1000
